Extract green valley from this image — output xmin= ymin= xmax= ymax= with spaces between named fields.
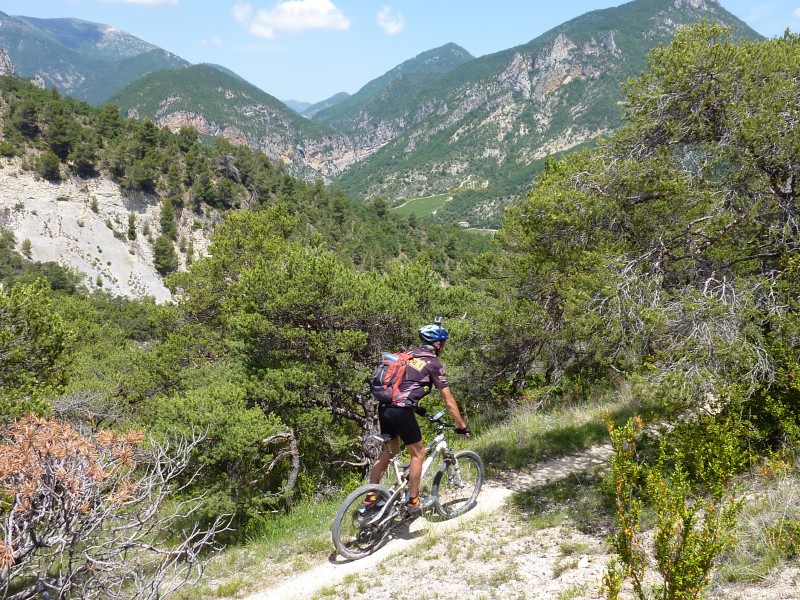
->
xmin=392 ymin=193 xmax=452 ymax=218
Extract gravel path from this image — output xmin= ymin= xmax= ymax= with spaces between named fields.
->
xmin=243 ymin=445 xmax=613 ymax=600
xmin=240 ymin=441 xmax=800 ymax=600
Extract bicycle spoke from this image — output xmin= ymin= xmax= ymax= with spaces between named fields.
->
xmin=432 ymin=450 xmax=484 ymax=519
xmin=332 ymin=485 xmax=392 ymax=560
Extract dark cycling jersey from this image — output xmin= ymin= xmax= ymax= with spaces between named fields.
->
xmin=391 ymin=346 xmax=449 ymax=409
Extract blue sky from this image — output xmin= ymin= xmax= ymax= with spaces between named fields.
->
xmin=2 ymin=0 xmax=799 ymax=103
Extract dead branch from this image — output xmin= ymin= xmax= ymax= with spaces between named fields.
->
xmin=261 ymin=431 xmax=300 ymax=508
xmin=0 ymin=417 xmax=230 ymax=600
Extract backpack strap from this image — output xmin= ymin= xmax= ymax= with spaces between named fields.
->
xmin=387 ymin=349 xmax=437 ymax=403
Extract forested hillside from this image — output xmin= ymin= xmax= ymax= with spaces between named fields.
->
xmin=3 ymin=23 xmax=800 ymax=600
xmin=1 ymin=1 xmax=762 ymax=231
xmin=0 ymin=11 xmax=189 ymax=105
xmin=326 ymin=0 xmax=761 ymax=226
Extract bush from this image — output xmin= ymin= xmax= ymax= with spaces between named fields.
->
xmin=0 ymin=416 xmax=226 ymax=599
xmin=35 ymin=150 xmax=61 ymax=181
xmin=0 ymin=279 xmax=74 ymax=418
xmin=603 ymin=417 xmax=740 ymax=600
xmin=0 ymin=140 xmax=20 ymax=157
xmin=145 ymin=375 xmax=292 ymax=529
xmin=152 ymin=235 xmax=179 ymax=275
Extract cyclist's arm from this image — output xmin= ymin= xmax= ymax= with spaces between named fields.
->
xmin=440 ymin=386 xmax=468 ymax=430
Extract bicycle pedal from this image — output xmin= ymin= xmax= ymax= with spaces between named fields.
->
xmin=420 ymin=496 xmax=436 ymax=510
xmin=403 ymin=501 xmax=422 ymax=515
xmin=359 ymin=498 xmax=385 ymax=511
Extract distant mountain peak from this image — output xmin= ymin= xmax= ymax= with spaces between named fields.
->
xmin=0 ymin=13 xmax=188 ymax=104
xmin=674 ymin=0 xmax=717 ymax=9
xmin=15 ymin=15 xmax=160 ymax=60
xmin=386 ymin=42 xmax=474 ymax=77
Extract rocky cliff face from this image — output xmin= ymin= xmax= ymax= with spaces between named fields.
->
xmin=0 ymin=161 xmax=209 ymax=302
xmin=150 ymin=105 xmax=361 ymax=180
xmin=332 ymin=28 xmax=621 ymax=205
xmin=3 ymin=0 xmax=756 ymax=220
xmin=330 ymin=0 xmax=758 ymax=217
xmin=0 ymin=48 xmax=14 ymax=76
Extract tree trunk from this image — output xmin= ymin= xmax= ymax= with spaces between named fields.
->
xmin=360 ymin=393 xmax=383 ymax=472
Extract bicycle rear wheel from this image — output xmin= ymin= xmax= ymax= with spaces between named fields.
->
xmin=331 ymin=484 xmax=393 ymax=560
xmin=431 ymin=450 xmax=484 ymax=519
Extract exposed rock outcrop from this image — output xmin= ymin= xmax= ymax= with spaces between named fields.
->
xmin=0 ymin=48 xmax=14 ymax=76
xmin=0 ymin=161 xmax=210 ymax=302
xmin=674 ymin=0 xmax=712 ymax=9
xmin=498 ymin=33 xmax=618 ymax=103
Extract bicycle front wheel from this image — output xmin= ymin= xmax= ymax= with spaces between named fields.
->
xmin=331 ymin=483 xmax=393 ymax=560
xmin=431 ymin=450 xmax=484 ymax=519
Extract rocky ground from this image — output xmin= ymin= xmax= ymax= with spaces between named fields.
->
xmin=0 ymin=160 xmax=210 ymax=301
xmin=241 ymin=444 xmax=800 ymax=600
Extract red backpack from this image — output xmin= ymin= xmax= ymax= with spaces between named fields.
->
xmin=369 ymin=349 xmax=435 ymax=405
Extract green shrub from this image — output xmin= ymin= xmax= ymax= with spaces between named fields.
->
xmin=603 ymin=417 xmax=740 ymax=600
xmin=145 ymin=374 xmax=288 ymax=530
xmin=35 ymin=150 xmax=61 ymax=181
xmin=0 ymin=279 xmax=74 ymax=418
xmin=666 ymin=413 xmax=752 ymax=498
xmin=0 ymin=140 xmax=20 ymax=157
xmin=766 ymin=519 xmax=800 ymax=559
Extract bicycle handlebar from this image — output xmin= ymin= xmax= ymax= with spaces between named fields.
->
xmin=415 ymin=407 xmax=468 ymax=434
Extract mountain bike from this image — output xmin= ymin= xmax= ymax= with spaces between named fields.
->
xmin=331 ymin=409 xmax=484 ymax=560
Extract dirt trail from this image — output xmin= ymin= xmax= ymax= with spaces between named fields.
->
xmin=239 ymin=442 xmax=800 ymax=600
xmin=243 ymin=444 xmax=614 ymax=600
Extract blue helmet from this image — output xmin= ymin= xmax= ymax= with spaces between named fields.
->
xmin=418 ymin=323 xmax=449 ymax=344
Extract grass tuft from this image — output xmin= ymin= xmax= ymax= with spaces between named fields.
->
xmin=471 ymin=397 xmax=636 ymax=473
xmin=716 ymin=461 xmax=800 ymax=586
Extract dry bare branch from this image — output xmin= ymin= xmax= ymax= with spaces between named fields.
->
xmin=0 ymin=417 xmax=230 ymax=600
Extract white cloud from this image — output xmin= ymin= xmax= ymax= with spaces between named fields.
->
xmin=233 ymin=0 xmax=350 ymax=39
xmin=377 ymin=6 xmax=405 ymax=35
xmin=201 ymin=38 xmax=223 ymax=47
xmin=232 ymin=3 xmax=253 ymax=23
xmin=794 ymin=7 xmax=800 ymax=18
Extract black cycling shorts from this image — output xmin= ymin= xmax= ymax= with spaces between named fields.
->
xmin=378 ymin=405 xmax=422 ymax=446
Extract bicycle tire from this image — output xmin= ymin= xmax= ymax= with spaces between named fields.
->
xmin=431 ymin=450 xmax=484 ymax=519
xmin=331 ymin=483 xmax=393 ymax=560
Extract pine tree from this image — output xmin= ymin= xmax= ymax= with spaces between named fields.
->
xmin=127 ymin=212 xmax=137 ymax=241
xmin=153 ymin=235 xmax=179 ymax=276
xmin=160 ymin=198 xmax=178 ymax=240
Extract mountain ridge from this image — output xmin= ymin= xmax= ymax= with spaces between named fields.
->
xmin=108 ymin=64 xmax=368 ymax=181
xmin=0 ymin=0 xmax=763 ymax=225
xmin=0 ymin=12 xmax=188 ymax=104
xmin=329 ymin=0 xmax=762 ymax=224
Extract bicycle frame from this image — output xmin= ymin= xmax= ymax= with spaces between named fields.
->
xmin=331 ymin=410 xmax=483 ymax=559
xmin=366 ymin=414 xmax=455 ymax=525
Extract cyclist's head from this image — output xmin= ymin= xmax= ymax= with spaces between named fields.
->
xmin=418 ymin=322 xmax=449 ymax=353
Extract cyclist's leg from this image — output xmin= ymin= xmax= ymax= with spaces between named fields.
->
xmin=368 ymin=436 xmax=399 ymax=484
xmin=368 ymin=404 xmax=400 ymax=485
xmin=388 ymin=406 xmax=424 ymax=499
xmin=406 ymin=440 xmax=425 ymax=499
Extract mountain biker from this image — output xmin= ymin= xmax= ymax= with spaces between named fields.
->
xmin=364 ymin=321 xmax=471 ymax=513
